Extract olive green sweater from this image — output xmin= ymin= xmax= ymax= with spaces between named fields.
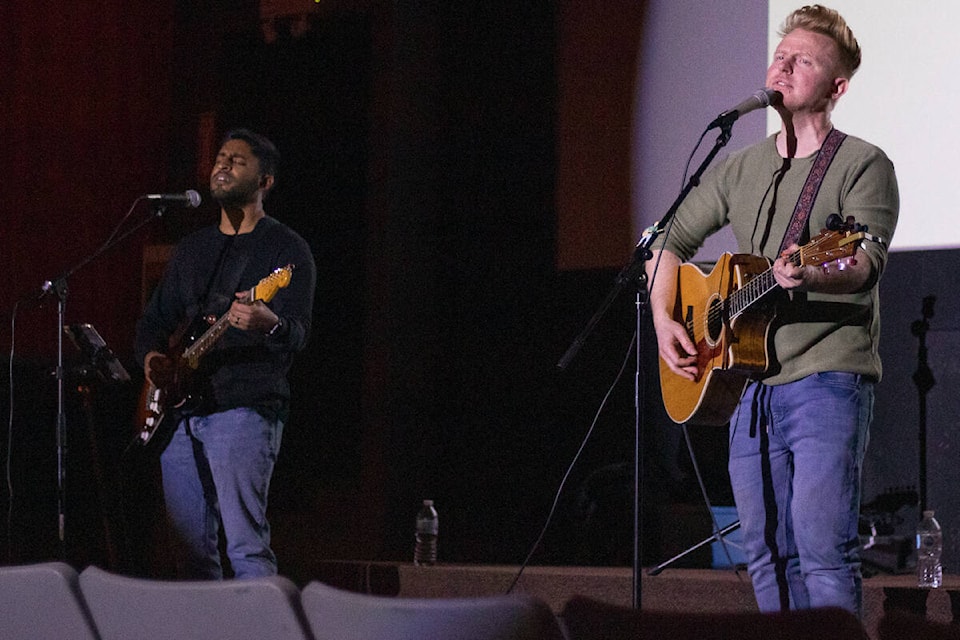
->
xmin=656 ymin=133 xmax=899 ymax=384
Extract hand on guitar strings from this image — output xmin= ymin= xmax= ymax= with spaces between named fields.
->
xmin=653 ymin=318 xmax=699 ymax=382
xmin=145 ymin=351 xmax=175 ymax=388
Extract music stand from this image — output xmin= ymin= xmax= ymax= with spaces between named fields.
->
xmin=64 ymin=323 xmax=131 ymax=383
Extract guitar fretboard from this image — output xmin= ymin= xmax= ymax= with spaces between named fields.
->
xmin=727 ymin=264 xmax=782 ymax=320
xmin=182 ymin=316 xmax=231 ymax=368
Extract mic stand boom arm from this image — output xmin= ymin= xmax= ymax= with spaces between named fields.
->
xmin=557 ymin=124 xmax=732 ymax=370
xmin=34 ymin=203 xmax=168 ymax=554
xmin=555 ymin=124 xmax=733 ymax=611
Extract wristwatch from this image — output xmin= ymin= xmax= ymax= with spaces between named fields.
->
xmin=266 ymin=317 xmax=283 ymax=336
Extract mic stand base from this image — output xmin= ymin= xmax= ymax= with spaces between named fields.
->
xmin=647 ymin=520 xmax=741 ymax=576
xmin=648 ymin=422 xmax=743 ymax=575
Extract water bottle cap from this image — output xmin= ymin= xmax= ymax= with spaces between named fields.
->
xmin=923 ymin=509 xmax=935 ymax=518
xmin=423 ymin=499 xmax=434 ymax=506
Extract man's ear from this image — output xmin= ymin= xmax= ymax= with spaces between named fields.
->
xmin=259 ymin=174 xmax=275 ymax=191
xmin=831 ymin=76 xmax=849 ymax=101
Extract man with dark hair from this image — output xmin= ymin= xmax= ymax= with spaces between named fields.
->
xmin=135 ymin=128 xmax=316 ymax=578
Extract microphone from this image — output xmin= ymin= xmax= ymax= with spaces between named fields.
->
xmin=144 ymin=190 xmax=202 ymax=208
xmin=707 ymin=88 xmax=782 ymax=130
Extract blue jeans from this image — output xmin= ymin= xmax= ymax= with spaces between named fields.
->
xmin=160 ymin=407 xmax=284 ymax=579
xmin=728 ymin=372 xmax=872 ymax=617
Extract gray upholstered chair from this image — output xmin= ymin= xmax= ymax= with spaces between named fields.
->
xmin=0 ymin=561 xmax=99 ymax=640
xmin=301 ymin=580 xmax=566 ymax=640
xmin=79 ymin=565 xmax=311 ymax=640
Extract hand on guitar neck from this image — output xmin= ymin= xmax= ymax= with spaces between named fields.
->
xmin=225 ymin=290 xmax=281 ymax=333
xmin=772 ymin=241 xmax=871 ymax=295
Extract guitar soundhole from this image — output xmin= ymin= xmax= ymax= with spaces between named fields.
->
xmin=706 ymin=295 xmax=724 ymax=345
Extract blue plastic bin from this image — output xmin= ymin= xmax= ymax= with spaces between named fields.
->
xmin=710 ymin=505 xmax=746 ymax=568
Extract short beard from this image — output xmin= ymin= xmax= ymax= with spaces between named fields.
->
xmin=211 ymin=182 xmax=259 ymax=208
xmin=213 ymin=191 xmax=253 ymax=208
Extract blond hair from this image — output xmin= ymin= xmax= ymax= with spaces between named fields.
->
xmin=779 ymin=5 xmax=861 ymax=77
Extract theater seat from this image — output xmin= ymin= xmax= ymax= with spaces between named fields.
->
xmin=0 ymin=562 xmax=98 ymax=640
xmin=560 ymin=595 xmax=869 ymax=640
xmin=79 ymin=565 xmax=311 ymax=640
xmin=300 ymin=580 xmax=566 ymax=640
xmin=878 ymin=609 xmax=960 ymax=640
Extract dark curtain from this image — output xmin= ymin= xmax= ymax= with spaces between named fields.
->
xmin=1 ymin=2 xmax=178 ymax=361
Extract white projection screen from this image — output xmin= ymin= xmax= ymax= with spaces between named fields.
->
xmin=769 ymin=1 xmax=954 ymax=252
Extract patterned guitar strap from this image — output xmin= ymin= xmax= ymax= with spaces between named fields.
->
xmin=777 ymin=127 xmax=848 ymax=254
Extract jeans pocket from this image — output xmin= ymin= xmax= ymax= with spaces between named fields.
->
xmin=812 ymin=371 xmax=861 ymax=391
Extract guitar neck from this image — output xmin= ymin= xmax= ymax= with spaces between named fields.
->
xmin=726 ymin=247 xmax=806 ymax=320
xmin=182 ymin=314 xmax=231 ymax=367
xmin=727 ymin=265 xmax=779 ymax=321
xmin=176 ymin=265 xmax=293 ymax=369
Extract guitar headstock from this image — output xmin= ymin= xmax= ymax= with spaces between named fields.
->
xmin=799 ymin=216 xmax=868 ymax=268
xmin=252 ymin=264 xmax=295 ymax=302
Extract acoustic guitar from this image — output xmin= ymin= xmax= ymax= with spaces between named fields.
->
xmin=658 ymin=217 xmax=874 ymax=425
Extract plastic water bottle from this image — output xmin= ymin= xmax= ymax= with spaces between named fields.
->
xmin=916 ymin=509 xmax=942 ymax=588
xmin=414 ymin=499 xmax=438 ymax=566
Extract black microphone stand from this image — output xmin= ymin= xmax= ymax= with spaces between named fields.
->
xmin=34 ymin=201 xmax=168 ymax=555
xmin=910 ymin=296 xmax=936 ymax=513
xmin=557 ymin=122 xmax=735 ymax=609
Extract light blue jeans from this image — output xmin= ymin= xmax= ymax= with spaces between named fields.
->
xmin=160 ymin=407 xmax=284 ymax=579
xmin=728 ymin=372 xmax=872 ymax=617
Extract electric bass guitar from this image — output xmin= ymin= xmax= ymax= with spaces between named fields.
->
xmin=658 ymin=217 xmax=877 ymax=426
xmin=134 ymin=265 xmax=294 ymax=446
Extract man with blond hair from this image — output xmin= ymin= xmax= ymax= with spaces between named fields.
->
xmin=646 ymin=5 xmax=898 ymax=615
